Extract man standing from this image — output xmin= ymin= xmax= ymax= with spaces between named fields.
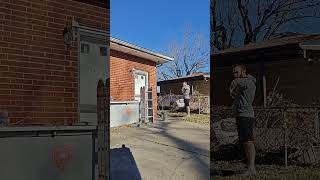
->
xmin=0 ymin=111 xmax=8 ymax=125
xmin=182 ymin=81 xmax=191 ymax=117
xmin=229 ymin=64 xmax=257 ymax=176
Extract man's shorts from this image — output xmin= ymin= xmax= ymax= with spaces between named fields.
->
xmin=236 ymin=116 xmax=254 ymax=142
xmin=184 ymin=99 xmax=190 ymax=106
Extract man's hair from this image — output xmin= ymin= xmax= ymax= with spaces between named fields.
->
xmin=233 ymin=64 xmax=246 ymax=71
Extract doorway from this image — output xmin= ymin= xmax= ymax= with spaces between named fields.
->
xmin=134 ymin=70 xmax=148 ymax=102
xmin=79 ymin=32 xmax=109 ymax=125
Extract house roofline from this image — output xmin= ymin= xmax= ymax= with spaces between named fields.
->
xmin=157 ymin=74 xmax=210 ymax=85
xmin=300 ymin=40 xmax=320 ymax=50
xmin=111 ymin=37 xmax=174 ymax=64
xmin=212 ymin=34 xmax=320 ymax=56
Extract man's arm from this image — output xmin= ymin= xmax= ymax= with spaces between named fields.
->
xmin=229 ymin=80 xmax=237 ymax=98
xmin=233 ymin=78 xmax=248 ymax=91
xmin=230 ymin=78 xmax=248 ymax=98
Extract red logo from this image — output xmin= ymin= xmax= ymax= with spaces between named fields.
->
xmin=52 ymin=145 xmax=72 ymax=171
xmin=126 ymin=108 xmax=133 ymax=116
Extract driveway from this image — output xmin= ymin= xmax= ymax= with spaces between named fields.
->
xmin=110 ymin=117 xmax=210 ymax=180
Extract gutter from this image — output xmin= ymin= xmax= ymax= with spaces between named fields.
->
xmin=299 ymin=41 xmax=320 ymax=62
xmin=111 ymin=37 xmax=174 ymax=64
xmin=157 ymin=74 xmax=210 ymax=85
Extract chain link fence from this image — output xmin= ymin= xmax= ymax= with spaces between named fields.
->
xmin=211 ymin=106 xmax=320 ymax=166
xmin=158 ymin=94 xmax=210 ymax=114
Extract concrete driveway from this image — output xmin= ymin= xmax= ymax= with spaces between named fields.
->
xmin=110 ymin=117 xmax=210 ymax=180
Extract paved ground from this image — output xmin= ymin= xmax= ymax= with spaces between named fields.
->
xmin=110 ymin=117 xmax=210 ymax=180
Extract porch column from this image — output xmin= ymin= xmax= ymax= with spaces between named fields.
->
xmin=259 ymin=56 xmax=267 ymax=108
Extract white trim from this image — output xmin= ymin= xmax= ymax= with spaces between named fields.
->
xmin=111 ymin=37 xmax=174 ymax=64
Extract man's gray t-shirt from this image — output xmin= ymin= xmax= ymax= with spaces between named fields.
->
xmin=232 ymin=75 xmax=256 ymax=118
xmin=182 ymin=85 xmax=190 ymax=99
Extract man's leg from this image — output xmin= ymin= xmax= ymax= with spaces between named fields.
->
xmin=243 ymin=141 xmax=256 ymax=171
xmin=187 ymin=106 xmax=190 ymax=117
xmin=236 ymin=117 xmax=256 ymax=176
xmin=185 ymin=99 xmax=190 ymax=117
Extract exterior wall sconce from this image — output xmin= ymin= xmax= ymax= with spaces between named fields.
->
xmin=62 ymin=19 xmax=79 ymax=51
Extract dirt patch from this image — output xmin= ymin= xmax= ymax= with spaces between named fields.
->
xmin=111 ymin=124 xmax=134 ymax=133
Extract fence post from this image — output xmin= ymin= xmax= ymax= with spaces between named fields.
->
xmin=315 ymin=108 xmax=319 ymax=139
xmin=198 ymin=95 xmax=201 ymax=115
xmin=283 ymin=108 xmax=288 ymax=167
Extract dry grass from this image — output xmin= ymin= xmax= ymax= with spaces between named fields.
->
xmin=212 ymin=161 xmax=320 ymax=180
xmin=165 ymin=111 xmax=210 ymax=125
xmin=110 ymin=124 xmax=133 ymax=133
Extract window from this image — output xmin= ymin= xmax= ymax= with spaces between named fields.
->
xmin=81 ymin=43 xmax=90 ymax=55
xmin=100 ymin=46 xmax=108 ymax=56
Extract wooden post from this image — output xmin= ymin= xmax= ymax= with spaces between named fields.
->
xmin=97 ymin=79 xmax=109 ymax=180
xmin=283 ymin=108 xmax=288 ymax=167
xmin=259 ymin=54 xmax=267 ymax=108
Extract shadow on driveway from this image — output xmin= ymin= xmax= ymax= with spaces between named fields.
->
xmin=110 ymin=145 xmax=142 ymax=180
xmin=139 ymin=118 xmax=210 ymax=179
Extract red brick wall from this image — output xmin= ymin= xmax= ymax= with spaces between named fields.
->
xmin=0 ymin=0 xmax=109 ymax=124
xmin=110 ymin=49 xmax=158 ymax=118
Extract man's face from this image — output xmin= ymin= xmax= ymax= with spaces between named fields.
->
xmin=233 ymin=66 xmax=244 ymax=78
xmin=183 ymin=82 xmax=187 ymax=86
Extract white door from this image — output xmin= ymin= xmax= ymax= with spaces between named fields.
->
xmin=134 ymin=71 xmax=148 ymax=102
xmin=80 ymin=41 xmax=109 ymax=125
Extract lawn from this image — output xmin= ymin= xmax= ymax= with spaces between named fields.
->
xmin=211 ymin=161 xmax=320 ymax=180
xmin=161 ymin=111 xmax=210 ymax=125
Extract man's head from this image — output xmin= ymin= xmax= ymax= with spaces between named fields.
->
xmin=233 ymin=64 xmax=247 ymax=78
xmin=183 ymin=81 xmax=187 ymax=86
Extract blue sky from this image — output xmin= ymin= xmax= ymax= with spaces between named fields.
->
xmin=111 ymin=1 xmax=210 ymax=71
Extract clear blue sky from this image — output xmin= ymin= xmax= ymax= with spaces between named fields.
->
xmin=111 ymin=1 xmax=210 ymax=71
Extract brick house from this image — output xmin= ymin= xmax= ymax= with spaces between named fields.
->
xmin=0 ymin=0 xmax=172 ymax=125
xmin=211 ymin=34 xmax=320 ymax=106
xmin=157 ymin=72 xmax=210 ymax=96
xmin=110 ymin=38 xmax=173 ymax=126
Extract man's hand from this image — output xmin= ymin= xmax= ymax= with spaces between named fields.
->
xmin=229 ymin=79 xmax=237 ymax=98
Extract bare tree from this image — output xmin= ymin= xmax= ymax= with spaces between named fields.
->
xmin=158 ymin=28 xmax=209 ymax=80
xmin=211 ymin=0 xmax=239 ymax=51
xmin=211 ymin=0 xmax=320 ymax=50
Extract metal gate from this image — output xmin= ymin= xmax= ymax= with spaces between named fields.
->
xmin=97 ymin=79 xmax=109 ymax=180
